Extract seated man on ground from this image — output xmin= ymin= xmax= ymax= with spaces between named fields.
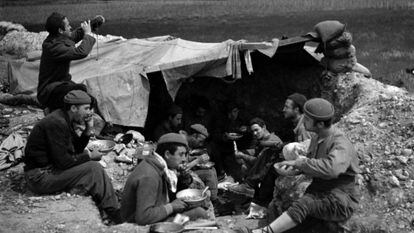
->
xmin=211 ymin=102 xmax=250 ymax=179
xmin=253 ymin=98 xmax=361 ymax=233
xmin=247 ymin=93 xmax=313 ymax=218
xmin=121 ymin=133 xmax=209 ymax=225
xmin=153 ymin=104 xmax=184 ymax=141
xmin=182 ymin=124 xmax=219 ymax=203
xmin=228 ymin=117 xmax=282 ymax=198
xmin=24 ymin=90 xmax=121 ymax=224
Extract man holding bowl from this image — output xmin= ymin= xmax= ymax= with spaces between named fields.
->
xmin=121 ymin=133 xmax=209 ymax=225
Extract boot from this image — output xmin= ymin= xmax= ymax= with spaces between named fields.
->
xmin=105 ymin=207 xmax=123 ymax=224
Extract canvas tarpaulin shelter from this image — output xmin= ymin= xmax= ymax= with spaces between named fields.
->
xmin=7 ymin=35 xmax=282 ymax=127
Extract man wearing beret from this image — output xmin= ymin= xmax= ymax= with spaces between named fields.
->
xmin=153 ymin=104 xmax=184 ymax=141
xmin=37 ymin=12 xmax=96 ymax=113
xmin=24 ymin=90 xmax=121 ymax=224
xmin=184 ymin=124 xmax=219 ymax=202
xmin=254 ymin=98 xmax=360 ymax=233
xmin=121 ymin=133 xmax=209 ymax=225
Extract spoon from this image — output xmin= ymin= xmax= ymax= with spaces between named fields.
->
xmin=201 ymin=186 xmax=209 ymax=197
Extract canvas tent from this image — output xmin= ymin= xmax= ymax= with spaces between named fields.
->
xmin=7 ymin=34 xmax=317 ymax=127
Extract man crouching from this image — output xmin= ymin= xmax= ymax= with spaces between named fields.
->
xmin=121 ymin=133 xmax=209 ymax=225
xmin=254 ymin=98 xmax=361 ymax=233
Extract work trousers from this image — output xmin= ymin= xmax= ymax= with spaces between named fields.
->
xmin=245 ymin=148 xmax=279 ymax=188
xmin=25 ymin=161 xmax=119 ymax=211
xmin=194 ymin=167 xmax=218 ymax=201
xmin=268 ymin=190 xmax=356 ymax=233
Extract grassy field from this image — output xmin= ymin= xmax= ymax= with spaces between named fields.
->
xmin=2 ymin=1 xmax=414 ymax=91
xmin=1 ymin=0 xmax=413 ymax=25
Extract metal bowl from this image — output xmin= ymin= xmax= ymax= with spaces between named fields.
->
xmin=150 ymin=222 xmax=183 ymax=233
xmin=176 ymin=188 xmax=207 ymax=207
xmin=87 ymin=140 xmax=116 ymax=153
xmin=227 ymin=132 xmax=242 ymax=140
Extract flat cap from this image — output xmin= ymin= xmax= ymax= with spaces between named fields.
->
xmin=303 ymin=98 xmax=334 ymax=121
xmin=63 ymin=90 xmax=91 ymax=105
xmin=158 ymin=133 xmax=188 ymax=147
xmin=190 ymin=124 xmax=209 ymax=138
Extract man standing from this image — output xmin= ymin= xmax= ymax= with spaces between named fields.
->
xmin=37 ymin=12 xmax=96 ymax=112
xmin=153 ymin=105 xmax=183 ymax=141
xmin=24 ymin=90 xmax=121 ymax=224
xmin=121 ymin=133 xmax=208 ymax=225
xmin=254 ymin=98 xmax=360 ymax=233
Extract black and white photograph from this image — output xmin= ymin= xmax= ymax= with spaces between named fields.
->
xmin=0 ymin=0 xmax=413 ymax=232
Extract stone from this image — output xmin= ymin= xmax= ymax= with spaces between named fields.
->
xmin=402 ymin=148 xmax=413 ymax=157
xmin=396 ymin=156 xmax=408 ymax=165
xmin=379 ymin=122 xmax=387 ymax=128
xmin=394 ymin=169 xmax=409 ymax=181
xmin=389 ymin=175 xmax=400 ymax=187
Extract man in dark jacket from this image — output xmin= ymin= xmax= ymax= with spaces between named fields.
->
xmin=121 ymin=133 xmax=209 ymax=225
xmin=254 ymin=98 xmax=360 ymax=233
xmin=228 ymin=117 xmax=282 ymax=198
xmin=24 ymin=90 xmax=121 ymax=223
xmin=153 ymin=105 xmax=183 ymax=141
xmin=37 ymin=12 xmax=96 ymax=112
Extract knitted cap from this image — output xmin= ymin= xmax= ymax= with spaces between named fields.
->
xmin=63 ymin=90 xmax=91 ymax=105
xmin=303 ymin=98 xmax=334 ymax=121
xmin=190 ymin=124 xmax=209 ymax=138
xmin=158 ymin=133 xmax=188 ymax=147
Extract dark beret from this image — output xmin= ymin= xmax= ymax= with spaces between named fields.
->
xmin=303 ymin=98 xmax=334 ymax=121
xmin=288 ymin=93 xmax=307 ymax=109
xmin=63 ymin=90 xmax=91 ymax=105
xmin=167 ymin=105 xmax=183 ymax=116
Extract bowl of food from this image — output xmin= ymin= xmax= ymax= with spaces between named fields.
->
xmin=87 ymin=140 xmax=116 ymax=153
xmin=227 ymin=132 xmax=242 ymax=140
xmin=150 ymin=222 xmax=183 ymax=233
xmin=176 ymin=188 xmax=208 ymax=208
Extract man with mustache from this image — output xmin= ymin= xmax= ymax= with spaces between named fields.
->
xmin=24 ymin=90 xmax=121 ymax=224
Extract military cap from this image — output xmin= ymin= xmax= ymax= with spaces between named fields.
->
xmin=303 ymin=98 xmax=334 ymax=121
xmin=158 ymin=133 xmax=188 ymax=147
xmin=63 ymin=90 xmax=91 ymax=105
xmin=190 ymin=124 xmax=209 ymax=138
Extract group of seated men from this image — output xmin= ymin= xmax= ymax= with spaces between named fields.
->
xmin=23 ymin=88 xmax=361 ymax=232
xmin=23 ymin=12 xmax=361 ymax=232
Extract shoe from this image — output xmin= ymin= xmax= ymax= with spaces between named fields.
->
xmin=104 ymin=208 xmax=123 ymax=224
xmin=227 ymin=183 xmax=254 ymax=198
xmin=213 ymin=201 xmax=235 ymax=216
xmin=246 ymin=202 xmax=267 ymax=219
